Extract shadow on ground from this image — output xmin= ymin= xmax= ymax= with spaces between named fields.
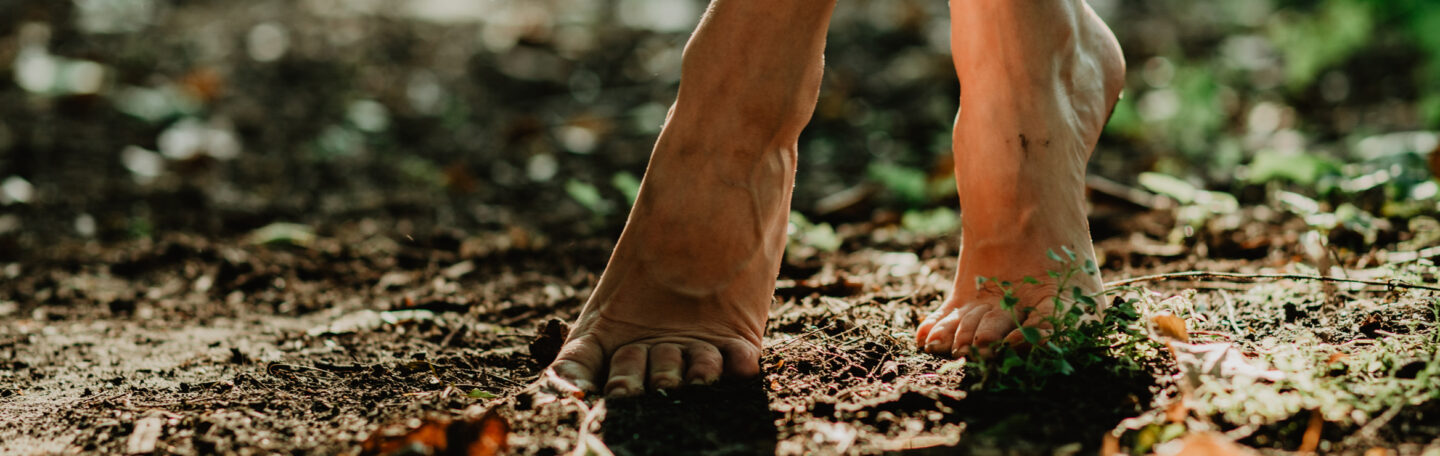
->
xmin=602 ymin=379 xmax=779 ymax=455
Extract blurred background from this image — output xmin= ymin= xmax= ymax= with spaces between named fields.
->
xmin=1 ymin=0 xmax=1438 ymax=260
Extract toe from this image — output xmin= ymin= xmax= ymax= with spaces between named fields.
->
xmin=718 ymin=339 xmax=761 ymax=378
xmin=922 ymin=310 xmax=962 ymax=355
xmin=549 ymin=335 xmax=604 ymax=394
xmin=950 ymin=305 xmax=990 ymax=357
xmin=1003 ymin=320 xmax=1054 ymax=353
xmin=915 ymin=310 xmax=943 ymax=346
xmin=683 ymin=342 xmax=724 ymax=385
xmin=604 ymin=344 xmax=649 ymax=397
xmin=647 ymin=343 xmax=684 ymax=390
xmin=971 ymin=309 xmax=1019 ymax=358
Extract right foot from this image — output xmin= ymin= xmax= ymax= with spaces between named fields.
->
xmin=915 ymin=0 xmax=1125 ymax=358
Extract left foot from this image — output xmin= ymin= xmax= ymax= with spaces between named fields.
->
xmin=915 ymin=0 xmax=1126 ymax=358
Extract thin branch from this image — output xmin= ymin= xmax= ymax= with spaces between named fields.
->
xmin=1104 ymin=271 xmax=1440 ymax=293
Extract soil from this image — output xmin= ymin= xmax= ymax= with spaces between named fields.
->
xmin=3 ymin=207 xmax=1438 ymax=455
xmin=4 ymin=0 xmax=1440 ymax=454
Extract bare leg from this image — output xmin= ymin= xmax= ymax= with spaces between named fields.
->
xmin=915 ymin=0 xmax=1125 ymax=358
xmin=548 ymin=0 xmax=837 ymax=396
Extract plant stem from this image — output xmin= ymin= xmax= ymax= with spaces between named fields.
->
xmin=1104 ymin=271 xmax=1440 ymax=293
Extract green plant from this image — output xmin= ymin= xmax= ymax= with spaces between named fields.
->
xmin=964 ymin=248 xmax=1157 ymax=392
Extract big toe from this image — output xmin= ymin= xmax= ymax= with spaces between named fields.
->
xmin=549 ymin=335 xmax=604 ymax=395
xmin=914 ymin=309 xmax=944 ymax=346
xmin=921 ymin=310 xmax=962 ymax=355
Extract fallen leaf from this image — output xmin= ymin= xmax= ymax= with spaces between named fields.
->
xmin=1155 ymin=432 xmax=1256 ymax=456
xmin=572 ymin=433 xmax=614 ymax=456
xmin=125 ymin=412 xmax=167 ymax=455
xmin=307 ymin=309 xmax=435 ymax=336
xmin=1101 ymin=432 xmax=1122 ymax=456
xmin=1164 ymin=396 xmax=1190 ymax=423
xmin=360 ymin=410 xmax=509 ymax=456
xmin=179 ymin=67 xmax=223 ymax=102
xmin=1171 ymin=342 xmax=1284 ymax=390
xmin=1299 ymin=409 xmax=1323 ymax=453
xmin=1327 ymin=352 xmax=1350 ymax=364
xmin=1151 ymin=314 xmax=1190 ymax=343
xmin=245 ymin=222 xmax=316 ymax=247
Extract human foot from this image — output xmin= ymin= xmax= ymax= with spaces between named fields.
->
xmin=547 ymin=143 xmax=795 ymax=396
xmin=915 ymin=0 xmax=1125 ymax=358
xmin=546 ymin=0 xmax=837 ymax=397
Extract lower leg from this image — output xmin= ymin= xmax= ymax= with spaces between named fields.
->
xmin=549 ymin=0 xmax=837 ymax=396
xmin=916 ymin=0 xmax=1125 ymax=357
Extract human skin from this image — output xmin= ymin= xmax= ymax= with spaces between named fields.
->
xmin=546 ymin=0 xmax=1126 ymax=396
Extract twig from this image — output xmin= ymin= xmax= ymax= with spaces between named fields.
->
xmin=1220 ymin=291 xmax=1244 ymax=336
xmin=1105 ymin=271 xmax=1440 ymax=292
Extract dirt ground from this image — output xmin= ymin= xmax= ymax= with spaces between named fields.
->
xmin=5 ymin=0 xmax=1440 ymax=454
xmin=3 ymin=206 xmax=1439 ymax=455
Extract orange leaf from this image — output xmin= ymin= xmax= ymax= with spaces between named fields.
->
xmin=1152 ymin=314 xmax=1190 ymax=343
xmin=1101 ymin=432 xmax=1121 ymax=456
xmin=1298 ymin=409 xmax=1323 ymax=453
xmin=467 ymin=410 xmax=510 ymax=456
xmin=359 ymin=411 xmax=510 ymax=456
xmin=1165 ymin=396 xmax=1190 ymax=423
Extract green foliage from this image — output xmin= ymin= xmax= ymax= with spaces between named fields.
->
xmin=565 ymin=179 xmax=612 ymax=215
xmin=964 ymin=248 xmax=1158 ymax=392
xmin=1268 ymin=0 xmax=1374 ymax=91
xmin=866 ymin=162 xmax=929 ymax=206
xmin=900 ymin=207 xmax=958 ymax=237
xmin=1245 ymin=149 xmax=1341 ymax=186
xmin=787 ymin=211 xmax=842 ymax=255
xmin=610 ymin=171 xmax=641 ymax=207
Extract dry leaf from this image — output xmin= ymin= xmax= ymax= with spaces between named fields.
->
xmin=1164 ymin=396 xmax=1191 ymax=423
xmin=1151 ymin=314 xmax=1190 ymax=343
xmin=1171 ymin=342 xmax=1284 ymax=390
xmin=573 ymin=433 xmax=614 ymax=456
xmin=1327 ymin=352 xmax=1350 ymax=364
xmin=1101 ymin=432 xmax=1122 ymax=456
xmin=360 ymin=410 xmax=510 ymax=456
xmin=1429 ymin=142 xmax=1440 ymax=181
xmin=1156 ymin=432 xmax=1256 ymax=456
xmin=1298 ymin=409 xmax=1324 ymax=453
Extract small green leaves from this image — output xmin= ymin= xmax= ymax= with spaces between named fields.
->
xmin=1021 ymin=327 xmax=1042 ymax=344
xmin=1001 ymin=291 xmax=1019 ymax=310
xmin=963 ymin=252 xmax=1158 ymax=393
xmin=468 ymin=389 xmax=498 ymax=399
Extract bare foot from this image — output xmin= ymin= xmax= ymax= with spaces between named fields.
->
xmin=547 ymin=143 xmax=794 ymax=396
xmin=915 ymin=0 xmax=1126 ymax=358
xmin=546 ymin=0 xmax=837 ymax=397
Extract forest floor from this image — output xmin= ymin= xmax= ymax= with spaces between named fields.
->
xmin=3 ymin=205 xmax=1440 ymax=455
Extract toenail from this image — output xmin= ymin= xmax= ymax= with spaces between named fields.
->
xmin=925 ymin=340 xmax=943 ymax=353
xmin=608 ymin=386 xmax=629 ymax=397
